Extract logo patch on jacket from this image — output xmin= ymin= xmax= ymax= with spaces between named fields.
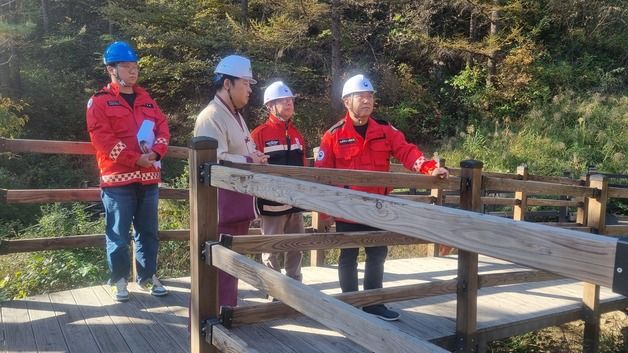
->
xmin=107 ymin=100 xmax=121 ymax=106
xmin=143 ymin=103 xmax=154 ymax=108
xmin=265 ymin=139 xmax=280 ymax=147
xmin=339 ymin=137 xmax=356 ymax=145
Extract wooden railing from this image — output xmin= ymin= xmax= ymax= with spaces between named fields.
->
xmin=2 ymin=136 xmax=627 ymax=353
xmin=188 ymin=136 xmax=628 ymax=353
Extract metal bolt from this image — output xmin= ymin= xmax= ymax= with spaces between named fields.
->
xmin=375 ymin=200 xmax=383 ymax=209
xmin=617 ymin=267 xmax=623 ymax=274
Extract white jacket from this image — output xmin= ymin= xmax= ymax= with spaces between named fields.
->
xmin=194 ymin=97 xmax=256 ymax=163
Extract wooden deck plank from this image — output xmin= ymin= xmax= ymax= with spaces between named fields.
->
xmin=1 ymin=298 xmax=37 ymax=352
xmin=49 ymin=290 xmax=102 ymax=353
xmin=127 ymin=283 xmax=190 ymax=351
xmin=2 ymin=255 xmax=627 ymax=353
xmin=92 ymin=285 xmax=186 ymax=353
xmin=71 ymin=286 xmax=132 ymax=353
xmin=26 ymin=294 xmax=69 ymax=352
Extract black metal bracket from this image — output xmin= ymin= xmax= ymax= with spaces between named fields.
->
xmin=220 ymin=306 xmax=234 ymax=329
xmin=200 ymin=316 xmax=221 ymax=339
xmin=219 ymin=233 xmax=233 ymax=249
xmin=455 ymin=332 xmax=478 ymax=352
xmin=203 ymin=240 xmax=220 ymax=266
xmin=198 ymin=162 xmax=219 ymax=187
xmin=612 ymin=237 xmax=628 ymax=296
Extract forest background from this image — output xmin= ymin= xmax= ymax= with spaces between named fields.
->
xmin=0 ymin=0 xmax=627 ymax=348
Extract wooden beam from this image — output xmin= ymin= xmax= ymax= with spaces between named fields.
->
xmin=228 ymin=279 xmax=458 ymax=327
xmin=391 ymin=194 xmax=434 ymax=203
xmin=608 ymin=187 xmax=628 ymax=199
xmin=484 ymin=177 xmax=595 ymax=197
xmin=189 ymin=137 xmax=219 ymax=353
xmin=210 ymin=324 xmax=261 ymax=353
xmin=471 ymin=296 xmax=628 ymax=345
xmin=0 ymin=230 xmax=189 ymax=254
xmin=0 ymin=187 xmax=188 ymax=203
xmin=224 ymin=161 xmax=461 ymax=191
xmin=0 ymin=137 xmax=188 ymax=159
xmin=527 ymin=198 xmax=580 ymax=207
xmin=605 ymin=225 xmax=628 ymax=236
xmin=481 ymin=196 xmax=515 ymax=206
xmin=210 ymin=245 xmax=449 ymax=353
xmin=223 ymin=231 xmax=426 ymax=254
xmin=228 ymin=269 xmax=561 ymax=327
xmin=209 ymin=165 xmax=618 ymax=287
xmin=479 ymin=270 xmax=562 ymax=287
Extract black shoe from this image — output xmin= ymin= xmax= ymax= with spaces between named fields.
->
xmin=363 ymin=304 xmax=400 ymax=321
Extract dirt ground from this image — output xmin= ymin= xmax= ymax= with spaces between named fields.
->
xmin=488 ymin=311 xmax=628 ymax=353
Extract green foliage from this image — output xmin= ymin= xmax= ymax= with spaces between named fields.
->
xmin=441 ymin=92 xmax=628 ymax=175
xmin=0 ymin=98 xmax=28 ymax=138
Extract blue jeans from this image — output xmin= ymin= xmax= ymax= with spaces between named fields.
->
xmin=102 ymin=183 xmax=159 ymax=284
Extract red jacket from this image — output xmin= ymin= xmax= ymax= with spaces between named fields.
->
xmin=251 ymin=113 xmax=307 ymax=215
xmin=315 ymin=113 xmax=436 ymax=196
xmin=86 ymin=84 xmax=170 ymax=188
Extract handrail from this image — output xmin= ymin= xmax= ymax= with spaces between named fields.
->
xmin=210 ymin=165 xmax=618 ymax=287
xmin=484 ymin=176 xmax=596 ymax=197
xmin=0 ymin=187 xmax=188 ymax=203
xmin=224 ymin=161 xmax=460 ymax=190
xmin=0 ymin=136 xmax=188 ymax=159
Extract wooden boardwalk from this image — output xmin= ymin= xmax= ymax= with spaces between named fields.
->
xmin=2 ymin=255 xmax=627 ymax=353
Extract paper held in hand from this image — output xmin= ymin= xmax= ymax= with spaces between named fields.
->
xmin=137 ymin=119 xmax=161 ymax=168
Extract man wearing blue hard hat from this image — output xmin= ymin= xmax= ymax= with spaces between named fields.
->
xmin=86 ymin=41 xmax=170 ymax=302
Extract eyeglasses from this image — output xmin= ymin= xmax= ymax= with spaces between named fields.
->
xmin=117 ymin=63 xmax=139 ymax=72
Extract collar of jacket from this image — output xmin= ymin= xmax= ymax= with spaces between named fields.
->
xmin=103 ymin=83 xmax=149 ymax=99
xmin=268 ymin=113 xmax=293 ymax=127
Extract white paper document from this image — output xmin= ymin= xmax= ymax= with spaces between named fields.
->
xmin=137 ymin=120 xmax=161 ymax=168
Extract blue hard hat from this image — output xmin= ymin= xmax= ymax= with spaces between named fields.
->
xmin=103 ymin=41 xmax=139 ymax=65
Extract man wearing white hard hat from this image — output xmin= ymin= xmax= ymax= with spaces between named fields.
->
xmin=194 ymin=54 xmax=268 ymax=307
xmin=251 ymin=81 xmax=307 ymax=285
xmin=315 ymin=74 xmax=449 ymax=321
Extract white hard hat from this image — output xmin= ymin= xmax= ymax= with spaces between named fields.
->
xmin=263 ymin=81 xmax=295 ymax=105
xmin=342 ymin=74 xmax=375 ymax=98
xmin=214 ymin=55 xmax=257 ymax=84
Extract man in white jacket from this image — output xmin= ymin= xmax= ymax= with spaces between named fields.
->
xmin=194 ymin=54 xmax=267 ymax=307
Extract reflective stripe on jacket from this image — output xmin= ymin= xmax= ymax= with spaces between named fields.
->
xmin=86 ymin=84 xmax=170 ymax=188
xmin=251 ymin=113 xmax=307 ymax=216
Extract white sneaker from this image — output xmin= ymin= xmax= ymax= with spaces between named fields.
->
xmin=139 ymin=275 xmax=168 ymax=297
xmin=111 ymin=278 xmax=129 ymax=302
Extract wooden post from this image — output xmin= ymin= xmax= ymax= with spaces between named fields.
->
xmin=310 ymin=212 xmax=328 ymax=267
xmin=310 ymin=146 xmax=327 ymax=267
xmin=513 ymin=165 xmax=528 ymax=222
xmin=456 ymin=160 xmax=483 ymax=353
xmin=429 ymin=159 xmax=449 ymax=256
xmin=576 ymin=174 xmax=590 ymax=225
xmin=559 ymin=171 xmax=572 ymax=222
xmin=582 ymin=174 xmax=607 ymax=353
xmin=189 ymin=137 xmax=219 ymax=353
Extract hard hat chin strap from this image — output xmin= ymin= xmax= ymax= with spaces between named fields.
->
xmin=113 ymin=65 xmax=128 ymax=87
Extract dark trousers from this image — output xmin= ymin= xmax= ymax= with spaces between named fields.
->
xmin=336 ymin=221 xmax=388 ymax=293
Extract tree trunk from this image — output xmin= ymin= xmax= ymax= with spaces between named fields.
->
xmin=241 ymin=0 xmax=249 ymax=28
xmin=467 ymin=11 xmax=476 ymax=66
xmin=330 ymin=0 xmax=343 ymax=122
xmin=486 ymin=0 xmax=502 ymax=86
xmin=41 ymin=0 xmax=50 ymax=34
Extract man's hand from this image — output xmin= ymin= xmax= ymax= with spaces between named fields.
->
xmin=250 ymin=150 xmax=269 ymax=164
xmin=136 ymin=152 xmax=157 ymax=168
xmin=431 ymin=167 xmax=449 ymax=179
